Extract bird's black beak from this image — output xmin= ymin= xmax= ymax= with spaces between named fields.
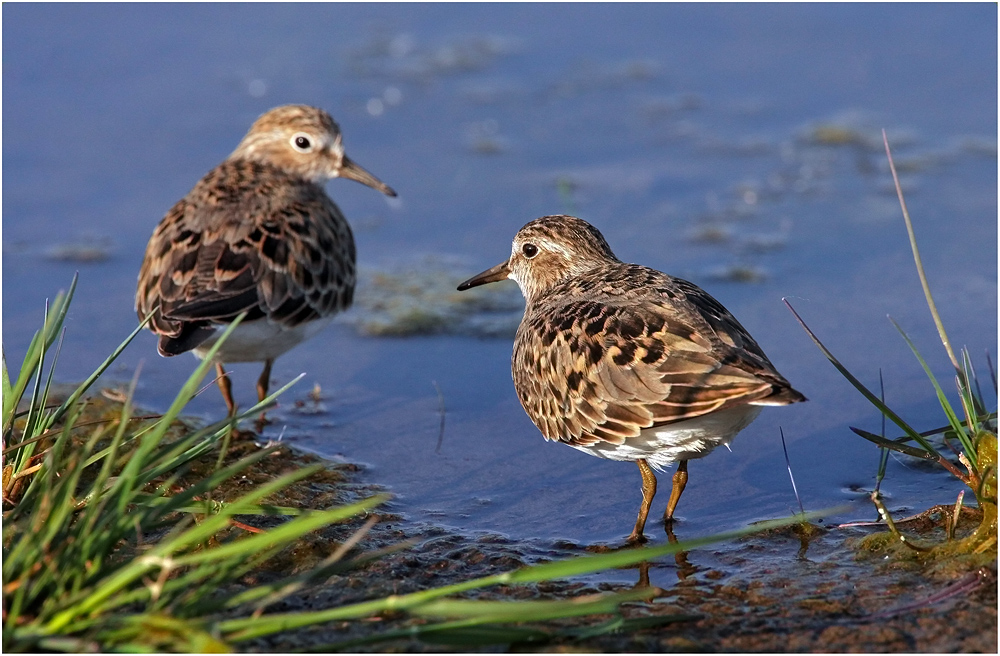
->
xmin=339 ymin=154 xmax=397 ymax=197
xmin=457 ymin=260 xmax=511 ymax=291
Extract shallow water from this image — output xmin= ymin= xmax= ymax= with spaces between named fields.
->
xmin=4 ymin=4 xmax=997 ymax=550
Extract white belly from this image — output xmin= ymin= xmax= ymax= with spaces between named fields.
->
xmin=568 ymin=405 xmax=763 ymax=470
xmin=192 ymin=317 xmax=333 ymax=363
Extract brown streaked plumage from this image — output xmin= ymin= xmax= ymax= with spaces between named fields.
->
xmin=458 ymin=215 xmax=805 ymax=543
xmin=136 ymin=104 xmax=395 ymax=416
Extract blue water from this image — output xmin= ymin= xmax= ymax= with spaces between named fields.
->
xmin=3 ymin=3 xmax=996 ymax=547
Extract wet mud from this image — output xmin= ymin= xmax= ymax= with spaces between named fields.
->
xmin=201 ymin=427 xmax=996 ymax=653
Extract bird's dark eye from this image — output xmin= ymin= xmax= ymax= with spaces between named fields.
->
xmin=291 ymin=134 xmax=312 ymax=152
xmin=521 ymin=243 xmax=538 ymax=258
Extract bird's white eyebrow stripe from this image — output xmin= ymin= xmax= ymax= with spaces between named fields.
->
xmin=546 ymin=241 xmax=573 ymax=259
xmin=513 ymin=237 xmax=573 ymax=259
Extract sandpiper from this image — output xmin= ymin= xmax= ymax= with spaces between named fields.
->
xmin=458 ymin=215 xmax=805 ymax=542
xmin=136 ymin=104 xmax=395 ymax=415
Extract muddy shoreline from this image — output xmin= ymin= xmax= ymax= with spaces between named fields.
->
xmin=215 ymin=429 xmax=996 ymax=653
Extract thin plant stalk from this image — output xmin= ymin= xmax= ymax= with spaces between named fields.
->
xmin=882 ymin=129 xmax=961 ymax=375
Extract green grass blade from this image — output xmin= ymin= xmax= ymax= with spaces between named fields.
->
xmin=222 ymin=538 xmax=416 ymax=612
xmin=43 ymin=315 xmax=152 ymax=432
xmin=411 ymin=588 xmax=653 ymax=621
xmin=6 ymin=330 xmax=44 ymax=433
xmin=4 ymin=276 xmax=76 ymax=429
xmin=874 ymin=446 xmax=890 ymax=494
xmin=172 ymin=495 xmax=388 ymax=567
xmin=784 ymin=299 xmax=940 ymax=456
xmin=78 ymin=372 xmax=144 ymax=545
xmin=320 ymin=589 xmax=670 ymax=650
xmin=71 ymin=497 xmax=387 ymax=622
xmin=962 ymin=348 xmax=988 ymax=419
xmin=42 ymin=274 xmax=79 ymax=351
xmin=2 ymin=349 xmax=13 ymax=426
xmin=6 ymin=277 xmax=79 ymax=435
xmin=882 ymin=130 xmax=960 ymax=374
xmin=880 ymin=416 xmax=996 ymax=444
xmin=112 ymin=316 xmax=246 ymax=513
xmin=219 ymin=509 xmax=836 ymax=642
xmin=230 ymin=373 xmax=304 ymax=424
xmin=46 ymin=461 xmax=330 ymax=630
xmin=20 ymin=300 xmax=53 ymax=452
xmin=496 ymin=512 xmax=818 ymax=584
xmin=128 ymin=496 xmax=306 ymax=517
xmin=850 ymin=427 xmax=940 ymax=459
xmin=321 ymin=613 xmax=697 ymax=651
xmin=888 ymin=316 xmax=974 ymax=457
xmin=113 ymin=444 xmax=292 ymax=544
xmin=35 ymin=328 xmax=68 ymax=438
xmin=873 ymin=370 xmax=890 ymax=492
xmin=137 ymin=463 xmax=326 ymax=556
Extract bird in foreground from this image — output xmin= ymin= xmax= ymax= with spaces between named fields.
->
xmin=458 ymin=215 xmax=805 ymax=543
xmin=137 ymin=104 xmax=396 ymax=416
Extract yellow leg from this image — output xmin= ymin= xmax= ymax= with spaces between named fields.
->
xmin=628 ymin=459 xmax=658 ymax=543
xmin=216 ymin=362 xmax=236 ymax=416
xmin=254 ymin=359 xmax=274 ymax=430
xmin=664 ymin=459 xmax=689 ymax=524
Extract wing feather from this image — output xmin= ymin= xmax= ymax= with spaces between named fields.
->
xmin=135 ymin=160 xmax=355 ymax=356
xmin=512 ymin=269 xmax=805 ymax=447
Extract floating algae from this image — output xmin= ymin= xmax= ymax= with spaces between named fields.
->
xmin=853 ymin=432 xmax=997 ymax=580
xmin=347 ymin=256 xmax=524 ymax=338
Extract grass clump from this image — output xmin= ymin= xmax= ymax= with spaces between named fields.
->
xmin=2 ymin=276 xmax=389 ymax=651
xmin=785 ymin=131 xmax=997 ymax=559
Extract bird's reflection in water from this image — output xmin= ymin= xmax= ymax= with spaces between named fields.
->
xmin=582 ymin=522 xmax=701 ymax=591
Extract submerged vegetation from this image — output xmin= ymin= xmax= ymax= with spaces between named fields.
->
xmin=350 ymin=258 xmax=523 ymax=337
xmin=785 ymin=132 xmax=997 ymax=560
xmin=3 ymin=276 xmax=822 ymax=652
